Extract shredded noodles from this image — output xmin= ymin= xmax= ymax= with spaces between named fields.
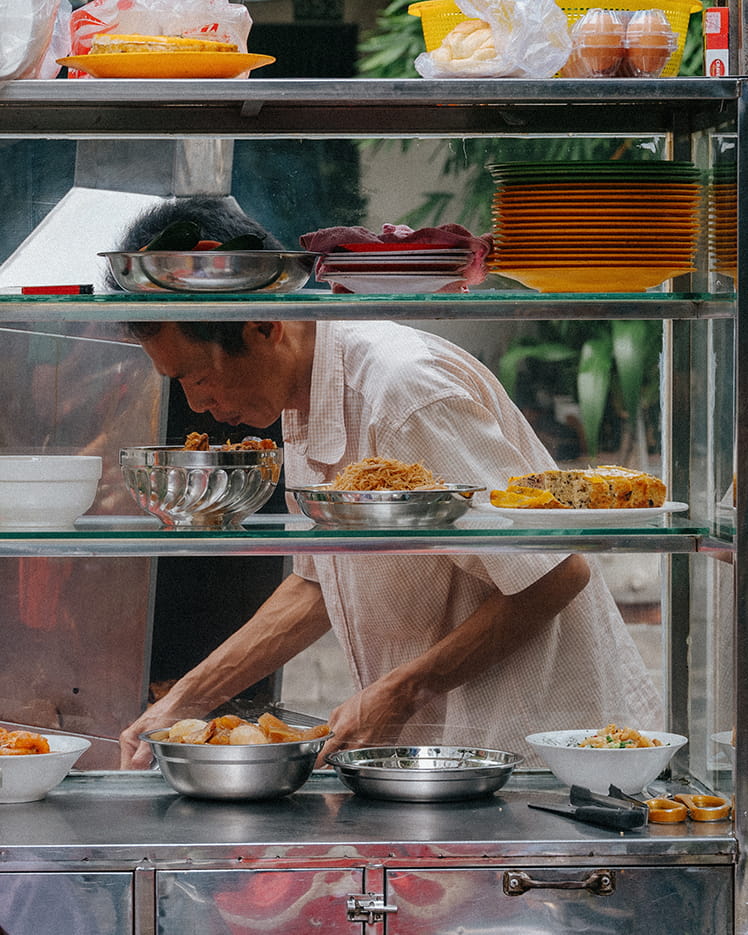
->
xmin=330 ymin=456 xmax=445 ymax=491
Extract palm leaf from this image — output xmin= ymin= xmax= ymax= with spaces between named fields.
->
xmin=577 ymin=337 xmax=613 ymax=458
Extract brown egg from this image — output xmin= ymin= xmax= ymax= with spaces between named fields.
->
xmin=622 ymin=9 xmax=676 ymax=77
xmin=564 ymin=9 xmax=625 ymax=77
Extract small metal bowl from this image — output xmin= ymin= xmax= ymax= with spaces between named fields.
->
xmin=120 ymin=446 xmax=283 ymax=529
xmin=287 ymin=484 xmax=484 ymax=529
xmin=100 ymin=250 xmax=320 ymax=294
xmin=326 ymin=745 xmax=523 ymax=802
xmin=141 ymin=728 xmax=332 ymax=800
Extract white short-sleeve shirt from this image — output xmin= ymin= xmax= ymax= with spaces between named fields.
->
xmin=282 ymin=322 xmax=664 ymax=759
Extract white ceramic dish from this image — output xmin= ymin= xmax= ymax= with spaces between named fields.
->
xmin=711 ymin=731 xmax=735 ymax=770
xmin=491 ymin=501 xmax=689 ymax=527
xmin=0 ymin=734 xmax=91 ymax=803
xmin=525 ymin=729 xmax=688 ymax=795
xmin=0 ymin=455 xmax=102 ymax=528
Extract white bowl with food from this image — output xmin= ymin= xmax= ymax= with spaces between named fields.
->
xmin=0 ymin=732 xmax=91 ymax=803
xmin=0 ymin=455 xmax=102 ymax=528
xmin=525 ymin=727 xmax=688 ymax=795
xmin=120 ymin=444 xmax=283 ymax=528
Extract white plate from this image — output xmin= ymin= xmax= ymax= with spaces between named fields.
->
xmin=491 ymin=501 xmax=689 ymax=527
xmin=321 ymin=273 xmax=465 ymax=293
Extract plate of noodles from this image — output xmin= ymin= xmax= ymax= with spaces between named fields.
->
xmin=287 ymin=456 xmax=484 ymax=528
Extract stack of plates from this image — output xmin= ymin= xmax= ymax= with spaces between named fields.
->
xmin=708 ymin=163 xmax=736 ymax=280
xmin=487 ymin=161 xmax=704 ymax=293
xmin=318 ymin=242 xmax=472 ymax=293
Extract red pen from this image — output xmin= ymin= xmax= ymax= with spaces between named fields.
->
xmin=20 ymin=284 xmax=94 ymax=295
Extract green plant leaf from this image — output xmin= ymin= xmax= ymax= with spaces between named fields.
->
xmin=577 ymin=337 xmax=613 ymax=458
xmin=611 ymin=319 xmax=649 ymax=425
xmin=499 ymin=342 xmax=577 ymax=398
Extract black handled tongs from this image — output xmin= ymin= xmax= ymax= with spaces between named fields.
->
xmin=570 ymin=784 xmax=649 ymax=814
xmin=529 ymin=783 xmax=648 ymax=832
xmin=529 ymin=801 xmax=647 ymax=831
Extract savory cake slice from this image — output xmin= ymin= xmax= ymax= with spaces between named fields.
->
xmin=90 ymin=34 xmax=239 ymax=54
xmin=506 ymin=465 xmax=666 ymax=509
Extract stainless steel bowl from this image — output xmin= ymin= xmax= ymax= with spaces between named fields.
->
xmin=325 ymin=745 xmax=523 ymax=802
xmin=287 ymin=484 xmax=484 ymax=529
xmin=120 ymin=446 xmax=283 ymax=529
xmin=141 ymin=728 xmax=332 ymax=800
xmin=100 ymin=250 xmax=320 ymax=293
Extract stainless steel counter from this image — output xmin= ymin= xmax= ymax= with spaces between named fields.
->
xmin=0 ymin=771 xmax=734 ymax=872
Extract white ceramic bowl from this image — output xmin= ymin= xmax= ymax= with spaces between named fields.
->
xmin=525 ymin=729 xmax=688 ymax=795
xmin=0 ymin=455 xmax=102 ymax=528
xmin=0 ymin=735 xmax=91 ymax=803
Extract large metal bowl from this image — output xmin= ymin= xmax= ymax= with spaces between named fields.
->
xmin=100 ymin=250 xmax=320 ymax=293
xmin=141 ymin=728 xmax=332 ymax=800
xmin=120 ymin=446 xmax=283 ymax=529
xmin=287 ymin=484 xmax=484 ymax=529
xmin=325 ymin=745 xmax=523 ymax=802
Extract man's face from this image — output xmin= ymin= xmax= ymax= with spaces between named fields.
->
xmin=140 ymin=323 xmax=289 ymax=428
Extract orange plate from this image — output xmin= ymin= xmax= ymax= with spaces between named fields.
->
xmin=57 ymin=51 xmax=275 ymax=79
xmin=493 ymin=267 xmax=694 ymax=293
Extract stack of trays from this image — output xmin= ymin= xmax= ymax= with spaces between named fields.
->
xmin=708 ymin=163 xmax=737 ymax=280
xmin=318 ymin=242 xmax=472 ymax=293
xmin=487 ymin=160 xmax=704 ymax=293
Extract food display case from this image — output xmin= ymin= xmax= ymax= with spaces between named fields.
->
xmin=0 ymin=49 xmax=745 ymax=935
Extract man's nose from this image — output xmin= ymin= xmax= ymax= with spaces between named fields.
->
xmin=183 ymin=386 xmax=215 ymax=413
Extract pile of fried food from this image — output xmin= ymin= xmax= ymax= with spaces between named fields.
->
xmin=0 ymin=728 xmax=51 ymax=756
xmin=182 ymin=432 xmax=277 ymax=452
xmin=578 ymin=724 xmax=663 ymax=749
xmin=156 ymin=713 xmax=330 ymax=746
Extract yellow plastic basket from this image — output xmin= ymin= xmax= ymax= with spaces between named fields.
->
xmin=407 ymin=0 xmax=702 ymax=76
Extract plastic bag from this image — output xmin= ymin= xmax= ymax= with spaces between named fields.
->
xmin=68 ymin=0 xmax=252 ymax=77
xmin=0 ymin=0 xmax=62 ymax=80
xmin=414 ymin=0 xmax=571 ymax=79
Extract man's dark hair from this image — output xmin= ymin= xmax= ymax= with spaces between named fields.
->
xmin=116 ymin=195 xmax=285 ymax=253
xmin=117 ymin=196 xmax=283 ymax=353
xmin=127 ymin=321 xmax=249 ymax=355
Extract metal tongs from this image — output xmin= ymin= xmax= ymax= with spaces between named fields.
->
xmin=529 ymin=784 xmax=649 ymax=832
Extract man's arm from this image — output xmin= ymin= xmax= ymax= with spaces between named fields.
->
xmin=119 ymin=573 xmax=330 ymax=768
xmin=324 ymin=554 xmax=591 ymax=752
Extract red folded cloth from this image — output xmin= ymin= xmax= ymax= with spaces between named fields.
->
xmin=299 ymin=223 xmax=494 ymax=291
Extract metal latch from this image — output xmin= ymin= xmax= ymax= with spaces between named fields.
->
xmin=346 ymin=893 xmax=398 ymax=924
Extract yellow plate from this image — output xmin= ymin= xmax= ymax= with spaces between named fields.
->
xmin=494 ymin=267 xmax=694 ymax=293
xmin=57 ymin=51 xmax=275 ymax=79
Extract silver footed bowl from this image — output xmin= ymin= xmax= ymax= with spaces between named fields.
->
xmin=120 ymin=446 xmax=283 ymax=529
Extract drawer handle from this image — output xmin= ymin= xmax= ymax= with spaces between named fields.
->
xmin=503 ymin=869 xmax=615 ymax=897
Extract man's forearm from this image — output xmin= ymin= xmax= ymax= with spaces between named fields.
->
xmin=163 ymin=573 xmax=330 ymax=716
xmin=388 ymin=554 xmax=591 ymax=714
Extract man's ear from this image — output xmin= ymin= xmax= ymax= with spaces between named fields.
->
xmin=243 ymin=321 xmax=278 ymax=345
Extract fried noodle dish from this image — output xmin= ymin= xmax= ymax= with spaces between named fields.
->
xmin=578 ymin=723 xmax=663 ymax=749
xmin=330 ymin=456 xmax=445 ymax=491
xmin=182 ymin=432 xmax=277 ymax=451
xmin=156 ymin=713 xmax=330 ymax=746
xmin=0 ymin=728 xmax=51 ymax=756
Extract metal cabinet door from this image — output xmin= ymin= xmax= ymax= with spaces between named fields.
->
xmin=0 ymin=872 xmax=133 ymax=935
xmin=157 ymin=867 xmax=364 ymax=934
xmin=385 ymin=866 xmax=733 ymax=935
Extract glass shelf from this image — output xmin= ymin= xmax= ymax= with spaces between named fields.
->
xmin=0 ymin=290 xmax=734 ymax=322
xmin=0 ymin=513 xmax=712 ymax=557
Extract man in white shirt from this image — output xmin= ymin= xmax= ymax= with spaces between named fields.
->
xmin=119 ymin=318 xmax=663 ymax=768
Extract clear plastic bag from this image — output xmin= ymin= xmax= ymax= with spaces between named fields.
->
xmin=69 ymin=0 xmax=252 ymax=76
xmin=415 ymin=0 xmax=571 ymax=79
xmin=0 ymin=0 xmax=63 ymax=80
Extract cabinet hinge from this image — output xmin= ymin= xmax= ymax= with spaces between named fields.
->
xmin=346 ymin=892 xmax=398 ymax=924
